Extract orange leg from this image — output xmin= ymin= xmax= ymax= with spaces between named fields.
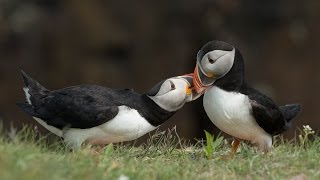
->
xmin=222 ymin=138 xmax=241 ymax=160
xmin=230 ymin=138 xmax=241 ymax=159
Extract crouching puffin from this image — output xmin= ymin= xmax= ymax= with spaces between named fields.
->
xmin=193 ymin=41 xmax=301 ymax=157
xmin=17 ymin=70 xmax=194 ymax=149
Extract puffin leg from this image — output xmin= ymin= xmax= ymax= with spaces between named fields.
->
xmin=222 ymin=138 xmax=241 ymax=160
xmin=230 ymin=138 xmax=241 ymax=158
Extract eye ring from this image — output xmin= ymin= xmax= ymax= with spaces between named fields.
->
xmin=208 ymin=58 xmax=214 ymax=64
xmin=169 ymin=80 xmax=176 ymax=90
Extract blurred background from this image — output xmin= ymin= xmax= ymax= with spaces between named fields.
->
xmin=0 ymin=0 xmax=319 ymax=142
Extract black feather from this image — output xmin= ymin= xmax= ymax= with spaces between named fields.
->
xmin=17 ymin=72 xmax=176 ymax=129
xmin=279 ymin=104 xmax=301 ymax=122
xmin=20 ymin=70 xmax=49 ymax=97
xmin=214 ymin=50 xmax=301 ymax=135
xmin=197 ymin=41 xmax=234 ymax=60
xmin=146 ymin=79 xmax=165 ymax=96
xmin=16 ymin=102 xmax=40 ymax=117
xmin=214 ymin=49 xmax=245 ymax=91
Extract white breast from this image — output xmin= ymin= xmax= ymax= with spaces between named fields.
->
xmin=203 ymin=86 xmax=272 ymax=149
xmin=63 ymin=106 xmax=157 ymax=148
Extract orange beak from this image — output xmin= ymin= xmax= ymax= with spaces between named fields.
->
xmin=180 ymin=73 xmax=193 ymax=95
xmin=193 ymin=64 xmax=209 ymax=95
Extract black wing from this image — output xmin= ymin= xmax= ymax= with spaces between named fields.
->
xmin=243 ymin=86 xmax=286 ymax=135
xmin=19 ymin=85 xmax=122 ymax=129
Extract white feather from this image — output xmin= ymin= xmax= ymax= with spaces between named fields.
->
xmin=203 ymin=86 xmax=272 ymax=151
xmin=63 ymin=106 xmax=157 ymax=149
xmin=23 ymin=87 xmax=63 ymax=136
xmin=22 ymin=86 xmax=156 ymax=149
xmin=33 ymin=117 xmax=63 ymax=137
xmin=23 ymin=87 xmax=32 ymax=104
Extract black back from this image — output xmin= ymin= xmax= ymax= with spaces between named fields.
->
xmin=17 ymin=72 xmax=176 ymax=129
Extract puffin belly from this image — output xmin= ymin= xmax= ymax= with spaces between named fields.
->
xmin=63 ymin=106 xmax=157 ymax=148
xmin=203 ymin=86 xmax=271 ymax=143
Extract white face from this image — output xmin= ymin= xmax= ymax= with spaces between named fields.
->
xmin=148 ymin=78 xmax=192 ymax=112
xmin=198 ymin=49 xmax=235 ymax=78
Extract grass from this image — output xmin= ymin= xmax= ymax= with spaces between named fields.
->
xmin=0 ymin=125 xmax=319 ymax=180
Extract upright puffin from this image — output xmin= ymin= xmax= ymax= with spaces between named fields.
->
xmin=193 ymin=41 xmax=301 ymax=156
xmin=17 ymin=70 xmax=194 ymax=149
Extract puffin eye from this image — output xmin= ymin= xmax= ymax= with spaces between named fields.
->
xmin=169 ymin=80 xmax=176 ymax=90
xmin=208 ymin=58 xmax=214 ymax=64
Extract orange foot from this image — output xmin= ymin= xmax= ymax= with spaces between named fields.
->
xmin=222 ymin=138 xmax=241 ymax=160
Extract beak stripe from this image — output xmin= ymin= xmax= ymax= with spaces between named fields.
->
xmin=193 ymin=66 xmax=209 ymax=94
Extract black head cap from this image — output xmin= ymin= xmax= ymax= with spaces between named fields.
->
xmin=146 ymin=79 xmax=166 ymax=96
xmin=197 ymin=41 xmax=234 ymax=61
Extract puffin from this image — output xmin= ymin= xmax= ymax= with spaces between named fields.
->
xmin=17 ymin=70 xmax=195 ymax=149
xmin=192 ymin=41 xmax=301 ymax=157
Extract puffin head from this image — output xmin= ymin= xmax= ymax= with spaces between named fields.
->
xmin=193 ymin=40 xmax=235 ymax=94
xmin=146 ymin=74 xmax=196 ymax=112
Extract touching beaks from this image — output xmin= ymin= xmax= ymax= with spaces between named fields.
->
xmin=177 ymin=73 xmax=198 ymax=100
xmin=178 ymin=73 xmax=194 ymax=96
xmin=178 ymin=73 xmax=208 ymax=101
xmin=193 ymin=64 xmax=209 ymax=95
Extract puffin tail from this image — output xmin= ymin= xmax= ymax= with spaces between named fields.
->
xmin=19 ymin=70 xmax=49 ymax=105
xmin=279 ymin=103 xmax=301 ymax=130
xmin=16 ymin=102 xmax=41 ymax=117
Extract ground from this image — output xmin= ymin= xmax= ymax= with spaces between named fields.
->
xmin=0 ymin=126 xmax=319 ymax=180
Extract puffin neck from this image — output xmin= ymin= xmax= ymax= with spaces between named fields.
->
xmin=214 ymin=49 xmax=245 ymax=92
xmin=139 ymin=94 xmax=176 ymax=126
